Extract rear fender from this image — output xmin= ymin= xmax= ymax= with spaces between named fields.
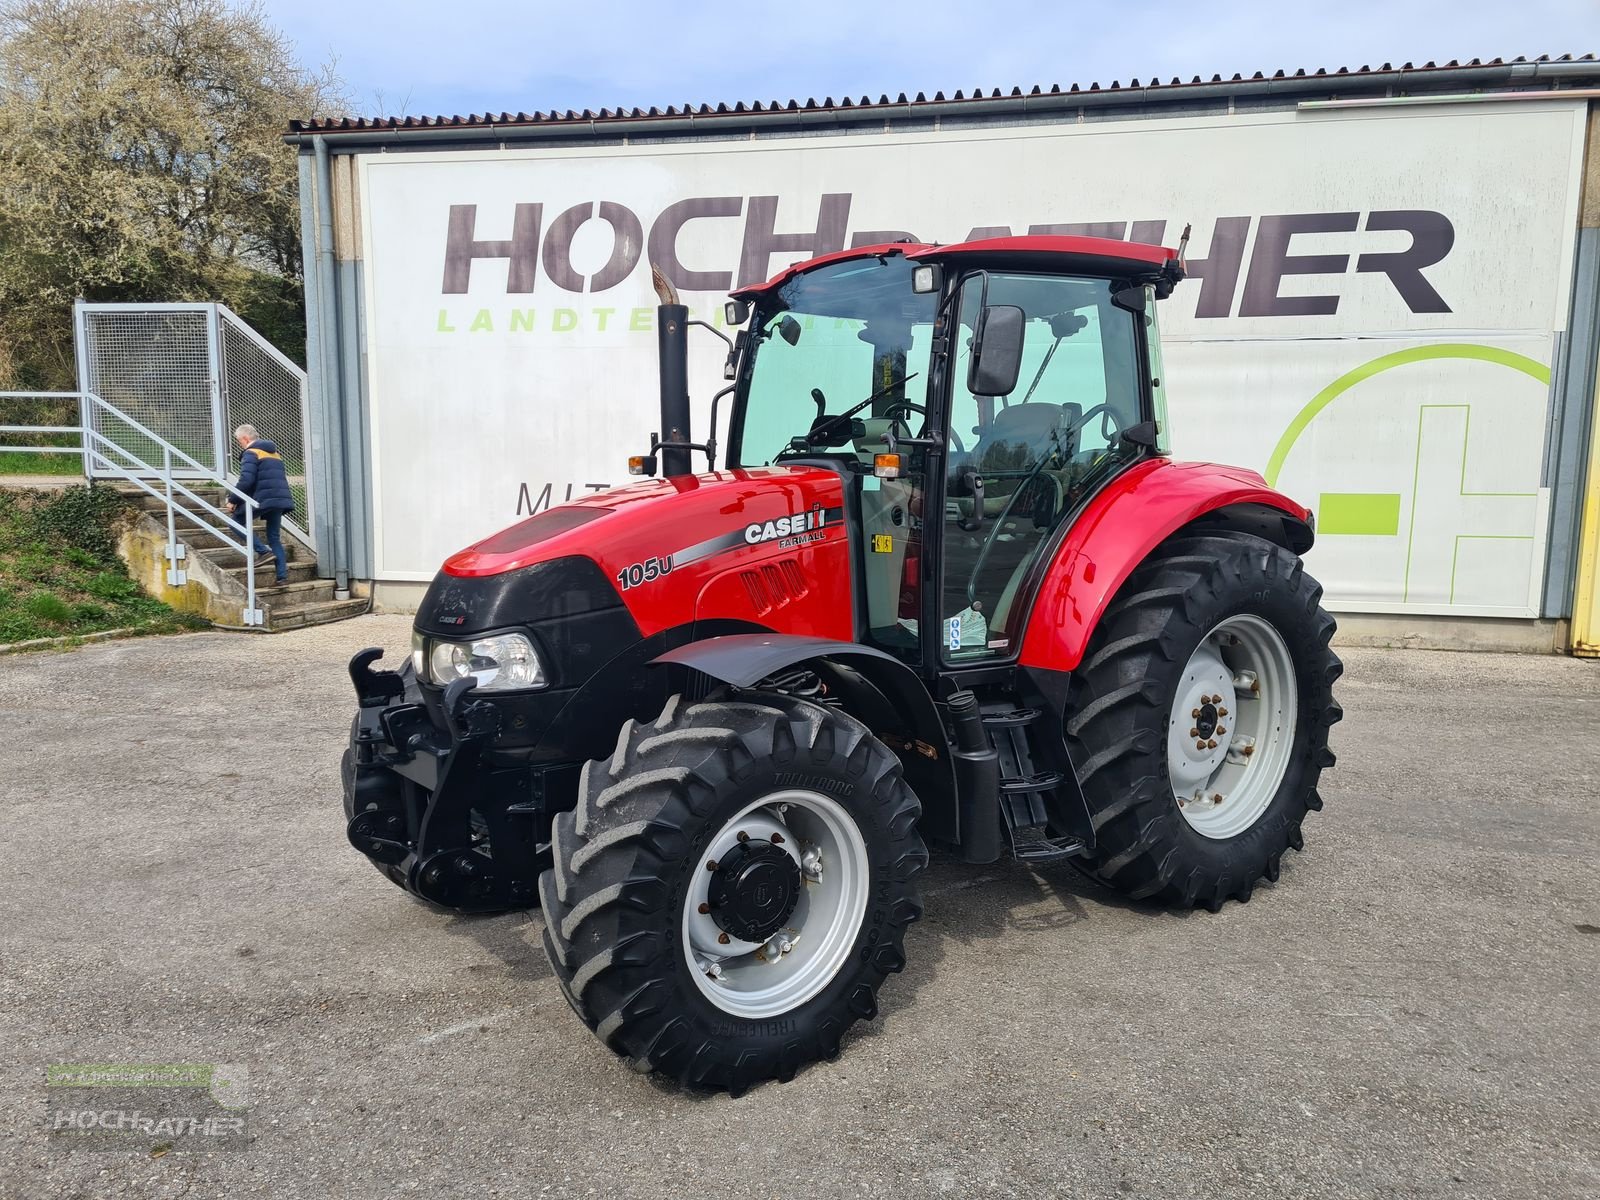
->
xmin=653 ymin=634 xmax=959 ymax=841
xmin=1017 ymin=459 xmax=1314 ymax=673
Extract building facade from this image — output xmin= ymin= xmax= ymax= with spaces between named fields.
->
xmin=288 ymin=56 xmax=1600 ymax=653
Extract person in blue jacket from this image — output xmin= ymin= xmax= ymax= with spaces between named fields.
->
xmin=229 ymin=424 xmax=295 ymax=583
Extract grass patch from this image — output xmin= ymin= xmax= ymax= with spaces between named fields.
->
xmin=0 ymin=450 xmax=81 ymax=476
xmin=0 ymin=486 xmax=209 ymax=646
xmin=1 ymin=399 xmax=83 ymax=476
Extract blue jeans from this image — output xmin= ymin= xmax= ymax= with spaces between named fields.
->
xmin=246 ymin=509 xmax=288 ymax=581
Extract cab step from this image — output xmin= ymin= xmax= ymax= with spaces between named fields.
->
xmin=982 ymin=705 xmax=1090 ymax=866
xmin=1009 ymin=825 xmax=1087 ymax=866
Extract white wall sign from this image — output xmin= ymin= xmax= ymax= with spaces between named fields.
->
xmin=359 ymin=102 xmax=1586 ymax=616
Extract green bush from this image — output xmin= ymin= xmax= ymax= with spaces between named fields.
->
xmin=24 ymin=592 xmax=71 ymax=623
xmin=85 ymin=571 xmax=139 ymax=601
xmin=26 ymin=487 xmax=127 ymax=558
xmin=0 ymin=484 xmax=204 ymax=645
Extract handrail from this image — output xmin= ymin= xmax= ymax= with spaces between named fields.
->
xmin=80 ymin=391 xmax=315 ymax=551
xmin=0 ymin=390 xmax=91 ymax=479
xmin=86 ymin=434 xmax=253 ymax=544
xmin=2 ymin=393 xmax=267 ymax=626
xmin=4 ymin=387 xmax=312 ymax=550
xmin=80 ymin=390 xmax=310 ymax=550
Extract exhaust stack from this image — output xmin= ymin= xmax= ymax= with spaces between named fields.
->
xmin=652 ymin=265 xmax=693 ymax=478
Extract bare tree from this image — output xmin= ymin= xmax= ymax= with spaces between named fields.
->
xmin=0 ymin=0 xmax=343 ymax=387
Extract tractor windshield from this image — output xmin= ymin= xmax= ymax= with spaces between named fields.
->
xmin=731 ymin=255 xmax=939 ymax=467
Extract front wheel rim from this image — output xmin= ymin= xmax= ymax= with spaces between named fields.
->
xmin=1166 ymin=613 xmax=1298 ymax=840
xmin=681 ymin=789 xmax=871 ymax=1019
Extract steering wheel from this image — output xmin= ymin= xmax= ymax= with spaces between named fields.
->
xmin=961 ymin=427 xmax=1067 ymax=608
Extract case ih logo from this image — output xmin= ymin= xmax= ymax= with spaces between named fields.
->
xmin=440 ymin=196 xmax=1455 ymax=317
xmin=745 ymin=505 xmax=830 ymax=546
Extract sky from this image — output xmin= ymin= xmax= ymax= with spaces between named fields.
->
xmin=262 ymin=0 xmax=1600 ymax=119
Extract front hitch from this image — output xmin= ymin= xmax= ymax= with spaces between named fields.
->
xmin=341 ymin=648 xmax=548 ymax=912
xmin=349 ymin=646 xmax=404 ymax=708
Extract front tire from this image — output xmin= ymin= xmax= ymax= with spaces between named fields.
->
xmin=1064 ymin=534 xmax=1343 ymax=909
xmin=537 ymin=691 xmax=926 ymax=1093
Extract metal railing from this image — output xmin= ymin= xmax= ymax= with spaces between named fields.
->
xmin=72 ymin=302 xmax=316 ymax=549
xmin=1 ymin=390 xmax=304 ymax=626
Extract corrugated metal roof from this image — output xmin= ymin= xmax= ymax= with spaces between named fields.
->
xmin=289 ymin=54 xmax=1598 ymax=134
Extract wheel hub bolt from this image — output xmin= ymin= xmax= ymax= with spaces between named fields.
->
xmin=1206 ymin=739 xmax=1217 ymax=749
xmin=1213 ymin=793 xmax=1224 ymax=804
xmin=801 ymin=847 xmax=824 ymax=879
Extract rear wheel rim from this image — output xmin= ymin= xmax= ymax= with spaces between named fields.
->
xmin=681 ymin=789 xmax=870 ymax=1019
xmin=1166 ymin=613 xmax=1297 ymax=840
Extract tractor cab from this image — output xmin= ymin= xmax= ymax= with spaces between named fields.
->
xmin=723 ymin=237 xmax=1181 ymax=676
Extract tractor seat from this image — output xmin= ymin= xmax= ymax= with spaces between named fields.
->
xmin=968 ymin=402 xmax=1082 ymax=467
xmin=948 ymin=401 xmax=1082 ymax=520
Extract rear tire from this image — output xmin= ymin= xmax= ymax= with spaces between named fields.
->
xmin=537 ymin=691 xmax=926 ymax=1093
xmin=1064 ymin=534 xmax=1342 ymax=909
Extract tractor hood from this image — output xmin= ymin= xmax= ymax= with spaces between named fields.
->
xmin=417 ymin=464 xmax=854 ymax=643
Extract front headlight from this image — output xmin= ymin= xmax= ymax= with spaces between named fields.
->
xmin=425 ymin=632 xmax=547 ymax=691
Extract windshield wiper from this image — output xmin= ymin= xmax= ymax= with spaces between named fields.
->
xmin=804 ymin=373 xmax=921 ymax=446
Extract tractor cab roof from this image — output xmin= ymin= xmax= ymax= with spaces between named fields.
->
xmin=731 ymin=234 xmax=1181 ymax=301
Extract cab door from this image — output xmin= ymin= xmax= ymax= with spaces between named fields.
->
xmin=939 ymin=272 xmax=1151 ymax=663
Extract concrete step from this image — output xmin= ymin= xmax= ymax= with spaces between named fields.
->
xmin=267 ymin=596 xmax=369 ymax=631
xmin=181 ymin=528 xmax=303 ymax=559
xmin=129 ymin=488 xmax=230 ymax=507
xmin=260 ymin=579 xmax=337 ymax=606
xmin=214 ymin=557 xmax=319 ymax=585
xmin=123 ymin=493 xmax=232 ymax=515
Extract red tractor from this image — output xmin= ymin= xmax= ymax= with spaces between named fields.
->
xmin=343 ymin=234 xmax=1342 ymax=1092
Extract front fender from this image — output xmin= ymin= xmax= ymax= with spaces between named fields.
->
xmin=653 ymin=634 xmax=960 ymax=842
xmin=1017 ymin=458 xmax=1314 ymax=673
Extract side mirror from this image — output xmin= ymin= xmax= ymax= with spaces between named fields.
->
xmin=968 ymin=304 xmax=1025 ymax=397
xmin=776 ymin=315 xmax=802 ymax=346
xmin=725 ymin=299 xmax=750 ymax=326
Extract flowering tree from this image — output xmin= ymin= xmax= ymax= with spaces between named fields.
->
xmin=0 ymin=0 xmax=342 ymax=387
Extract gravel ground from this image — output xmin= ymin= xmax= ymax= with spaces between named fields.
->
xmin=1 ymin=616 xmax=1596 ymax=1199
